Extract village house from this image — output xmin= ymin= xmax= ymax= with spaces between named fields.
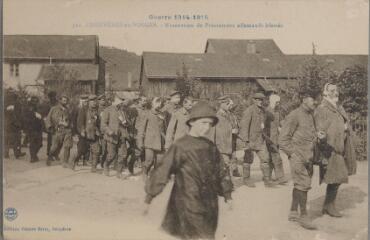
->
xmin=140 ymin=39 xmax=367 ymax=98
xmin=3 ymin=35 xmax=105 ymax=97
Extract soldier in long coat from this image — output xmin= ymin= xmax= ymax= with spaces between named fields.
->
xmin=72 ymin=95 xmax=89 ymax=166
xmin=73 ymin=95 xmax=90 ymax=166
xmin=4 ymin=89 xmax=26 ymax=159
xmin=45 ymin=94 xmax=73 ymax=167
xmin=144 ymin=101 xmax=233 ymax=240
xmin=137 ymin=97 xmax=166 ymax=178
xmin=164 ymin=96 xmax=193 ymax=150
xmin=23 ymin=96 xmax=43 ymax=163
xmin=314 ymin=83 xmax=357 ymax=217
xmin=239 ymin=92 xmax=275 ymax=187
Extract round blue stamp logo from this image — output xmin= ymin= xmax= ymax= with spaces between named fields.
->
xmin=4 ymin=207 xmax=18 ymax=221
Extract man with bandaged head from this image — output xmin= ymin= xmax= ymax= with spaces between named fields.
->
xmin=314 ymin=83 xmax=357 ymax=218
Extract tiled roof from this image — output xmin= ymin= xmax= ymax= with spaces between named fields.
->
xmin=143 ymin=52 xmax=292 ymax=79
xmin=4 ymin=35 xmax=98 ymax=60
xmin=205 ymin=39 xmax=284 ymax=57
xmin=285 ymin=54 xmax=368 ymax=75
xmin=38 ymin=64 xmax=99 ymax=81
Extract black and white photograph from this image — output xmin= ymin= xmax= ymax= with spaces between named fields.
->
xmin=2 ymin=0 xmax=368 ymax=239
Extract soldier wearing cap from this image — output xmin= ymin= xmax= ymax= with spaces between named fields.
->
xmin=100 ymin=93 xmax=131 ymax=178
xmin=137 ymin=97 xmax=166 ymax=179
xmin=144 ymin=101 xmax=233 ymax=240
xmin=279 ymin=90 xmax=322 ymax=230
xmin=133 ymin=96 xmax=149 ymax=168
xmin=22 ymin=96 xmax=43 ymax=163
xmin=45 ymin=91 xmax=58 ymax=157
xmin=209 ymin=95 xmax=241 ymax=178
xmin=72 ymin=94 xmax=90 ymax=166
xmin=71 ymin=95 xmax=101 ymax=172
xmin=45 ymin=94 xmax=73 ymax=167
xmin=240 ymin=92 xmax=275 ymax=187
xmin=97 ymin=94 xmax=108 ymax=167
xmin=164 ymin=95 xmax=193 ymax=151
xmin=162 ymin=90 xmax=182 ymax=127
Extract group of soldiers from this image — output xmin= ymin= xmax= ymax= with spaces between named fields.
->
xmin=4 ymin=82 xmax=357 ymax=231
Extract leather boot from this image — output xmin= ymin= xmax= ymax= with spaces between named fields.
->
xmin=322 ymin=184 xmax=342 ymax=217
xmin=296 ymin=189 xmax=317 ymax=230
xmin=242 ymin=163 xmax=255 ymax=187
xmin=262 ymin=166 xmax=276 ymax=188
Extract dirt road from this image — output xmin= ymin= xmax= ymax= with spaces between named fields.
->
xmin=3 ymin=144 xmax=368 ymax=240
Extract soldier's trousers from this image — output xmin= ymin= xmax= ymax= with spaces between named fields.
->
xmin=89 ymin=140 xmax=100 ymax=170
xmin=269 ymin=151 xmax=285 ymax=180
xmin=289 ymin=153 xmax=312 ymax=191
xmin=100 ymin=138 xmax=107 ymax=166
xmin=243 ymin=144 xmax=271 ymax=180
xmin=49 ymin=129 xmax=73 ymax=164
xmin=104 ymin=140 xmax=128 ymax=172
xmin=28 ymin=131 xmax=43 ymax=161
xmin=4 ymin=130 xmax=22 ymax=158
xmin=74 ymin=136 xmax=90 ymax=165
xmin=144 ymin=148 xmax=163 ymax=176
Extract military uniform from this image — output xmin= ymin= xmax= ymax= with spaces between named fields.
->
xmin=265 ymin=106 xmax=286 ymax=183
xmin=45 ymin=102 xmax=73 ymax=166
xmin=164 ymin=107 xmax=190 ymax=150
xmin=44 ymin=92 xmax=58 ymax=157
xmin=73 ymin=95 xmax=90 ymax=165
xmin=97 ymin=95 xmax=108 ymax=167
xmin=239 ymin=100 xmax=272 ymax=186
xmin=72 ymin=96 xmax=101 ymax=171
xmin=100 ymin=104 xmax=129 ymax=177
xmin=279 ymin=102 xmax=318 ymax=229
xmin=209 ymin=108 xmax=240 ymax=177
xmin=23 ymin=97 xmax=43 ymax=162
xmin=137 ymin=109 xmax=166 ymax=177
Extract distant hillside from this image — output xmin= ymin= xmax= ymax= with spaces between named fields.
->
xmin=100 ymin=46 xmax=141 ymax=91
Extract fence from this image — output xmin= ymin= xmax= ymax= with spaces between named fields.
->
xmin=351 ymin=115 xmax=367 ymax=161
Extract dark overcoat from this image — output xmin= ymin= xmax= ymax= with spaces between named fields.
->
xmin=145 ymin=135 xmax=233 ymax=240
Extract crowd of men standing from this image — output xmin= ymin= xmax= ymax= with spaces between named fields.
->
xmin=4 ymin=83 xmax=357 ymax=231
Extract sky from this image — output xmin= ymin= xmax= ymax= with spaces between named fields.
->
xmin=4 ymin=0 xmax=369 ymax=55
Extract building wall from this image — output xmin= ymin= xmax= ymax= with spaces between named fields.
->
xmin=3 ymin=62 xmax=44 ymax=89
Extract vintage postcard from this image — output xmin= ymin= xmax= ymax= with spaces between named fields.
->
xmin=3 ymin=0 xmax=368 ymax=240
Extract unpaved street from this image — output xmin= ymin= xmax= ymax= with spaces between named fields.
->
xmin=3 ymin=142 xmax=368 ymax=240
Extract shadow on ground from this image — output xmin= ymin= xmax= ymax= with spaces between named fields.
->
xmin=309 ymin=186 xmax=367 ymax=219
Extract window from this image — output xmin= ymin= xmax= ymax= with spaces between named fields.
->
xmin=10 ymin=64 xmax=14 ymax=76
xmin=15 ymin=64 xmax=19 ymax=77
